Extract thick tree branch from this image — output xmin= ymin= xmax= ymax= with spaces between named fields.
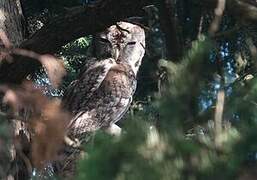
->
xmin=156 ymin=0 xmax=183 ymax=61
xmin=0 ymin=0 xmax=150 ymax=84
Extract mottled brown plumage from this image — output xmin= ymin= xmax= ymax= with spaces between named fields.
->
xmin=64 ymin=60 xmax=137 ymax=139
xmin=55 ymin=22 xmax=145 ymax=178
xmin=63 ymin=22 xmax=145 ymax=140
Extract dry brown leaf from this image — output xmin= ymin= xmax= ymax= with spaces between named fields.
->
xmin=2 ymin=89 xmax=19 ymax=110
xmin=2 ymin=47 xmax=66 ymax=88
xmin=30 ymin=99 xmax=70 ymax=169
xmin=39 ymin=55 xmax=66 ymax=88
xmin=0 ymin=30 xmax=66 ymax=87
xmin=0 ymin=81 xmax=71 ymax=169
xmin=0 ymin=29 xmax=12 ymax=48
xmin=0 ymin=31 xmax=69 ymax=172
xmin=1 ymin=82 xmax=47 ymax=114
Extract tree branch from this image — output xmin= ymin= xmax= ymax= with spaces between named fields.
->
xmin=156 ymin=0 xmax=183 ymax=61
xmin=0 ymin=0 xmax=150 ymax=84
xmin=198 ymin=0 xmax=257 ymax=22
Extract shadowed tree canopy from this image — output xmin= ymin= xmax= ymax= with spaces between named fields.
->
xmin=1 ymin=0 xmax=257 ymax=179
xmin=0 ymin=0 xmax=150 ymax=84
xmin=1 ymin=0 xmax=257 ymax=84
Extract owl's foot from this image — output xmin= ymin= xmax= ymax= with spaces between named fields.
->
xmin=105 ymin=124 xmax=121 ymax=137
xmin=64 ymin=136 xmax=81 ymax=149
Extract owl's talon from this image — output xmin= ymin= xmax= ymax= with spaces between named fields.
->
xmin=105 ymin=124 xmax=121 ymax=137
xmin=64 ymin=136 xmax=81 ymax=148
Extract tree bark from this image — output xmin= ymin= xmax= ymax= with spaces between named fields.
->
xmin=0 ymin=0 xmax=25 ymax=46
xmin=156 ymin=0 xmax=183 ymax=61
xmin=0 ymin=1 xmax=28 ymax=179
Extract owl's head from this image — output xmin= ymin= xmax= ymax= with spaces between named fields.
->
xmin=94 ymin=22 xmax=145 ymax=75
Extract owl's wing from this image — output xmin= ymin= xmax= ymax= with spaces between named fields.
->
xmin=113 ymin=97 xmax=133 ymax=124
xmin=77 ymin=57 xmax=97 ymax=77
xmin=62 ymin=58 xmax=115 ymax=113
xmin=62 ymin=57 xmax=98 ymax=106
xmin=112 ymin=79 xmax=137 ymax=124
xmin=62 ymin=80 xmax=78 ymax=107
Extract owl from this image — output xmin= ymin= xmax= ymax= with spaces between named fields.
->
xmin=62 ymin=21 xmax=145 ymax=142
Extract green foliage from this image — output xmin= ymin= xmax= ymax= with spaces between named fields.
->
xmin=77 ymin=36 xmax=257 ymax=180
xmin=60 ymin=36 xmax=91 ymax=91
xmin=20 ymin=1 xmax=257 ymax=179
xmin=157 ymin=36 xmax=215 ymax=130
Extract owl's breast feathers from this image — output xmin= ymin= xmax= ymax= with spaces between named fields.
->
xmin=103 ymin=63 xmax=136 ymax=98
xmin=64 ymin=60 xmax=136 ymax=139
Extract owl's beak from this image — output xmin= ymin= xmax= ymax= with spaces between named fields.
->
xmin=114 ymin=48 xmax=120 ymax=63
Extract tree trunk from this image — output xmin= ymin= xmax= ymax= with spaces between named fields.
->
xmin=0 ymin=0 xmax=25 ymax=46
xmin=0 ymin=1 xmax=28 ymax=179
xmin=156 ymin=0 xmax=183 ymax=61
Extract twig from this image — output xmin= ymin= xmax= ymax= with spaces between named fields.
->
xmin=209 ymin=0 xmax=226 ymax=36
xmin=197 ymin=15 xmax=204 ymax=38
xmin=214 ymin=90 xmax=225 ymax=148
xmin=64 ymin=136 xmax=83 ymax=150
xmin=0 ymin=29 xmax=12 ymax=48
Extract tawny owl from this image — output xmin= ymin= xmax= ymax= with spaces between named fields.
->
xmin=62 ymin=22 xmax=145 ymax=142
